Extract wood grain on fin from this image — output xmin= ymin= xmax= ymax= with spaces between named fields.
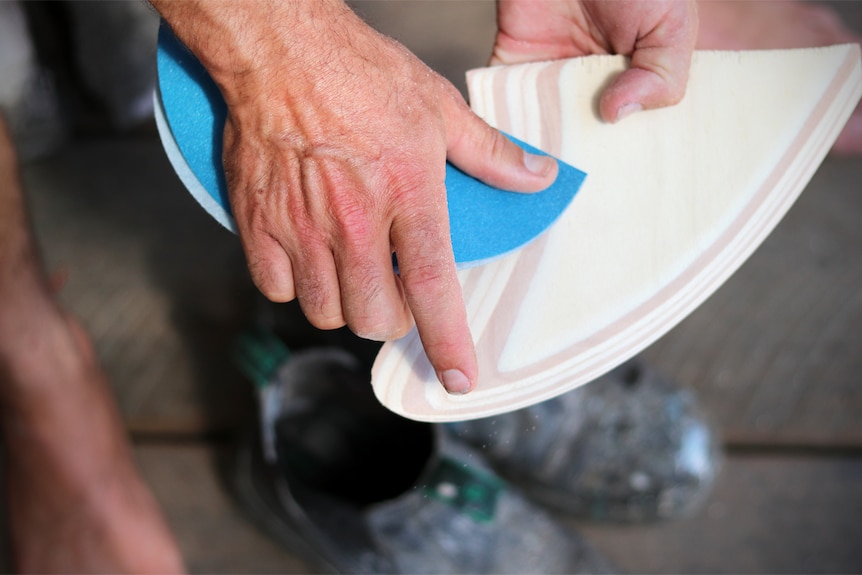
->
xmin=373 ymin=46 xmax=862 ymax=422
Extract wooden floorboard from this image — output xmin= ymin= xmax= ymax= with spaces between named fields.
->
xmin=135 ymin=445 xmax=310 ymax=574
xmin=0 ymin=444 xmax=858 ymax=573
xmin=642 ymin=157 xmax=862 ymax=448
xmin=578 ymin=454 xmax=862 ymax=574
xmin=24 ymin=139 xmax=261 ymax=434
xmin=139 ymin=445 xmax=862 ymax=574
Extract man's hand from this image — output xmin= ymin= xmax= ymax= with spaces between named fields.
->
xmin=152 ymin=0 xmax=558 ymax=394
xmin=493 ymin=0 xmax=698 ymax=122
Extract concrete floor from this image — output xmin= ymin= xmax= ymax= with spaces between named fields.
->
xmin=10 ymin=1 xmax=862 ymax=573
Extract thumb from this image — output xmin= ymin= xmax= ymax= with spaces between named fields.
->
xmin=442 ymin=89 xmax=558 ymax=193
xmin=599 ymin=4 xmax=699 ymax=123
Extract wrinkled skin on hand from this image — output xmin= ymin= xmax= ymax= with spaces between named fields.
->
xmin=153 ymin=0 xmax=698 ymax=394
xmin=493 ymin=0 xmax=699 ymax=122
xmin=153 ymin=0 xmax=558 ymax=393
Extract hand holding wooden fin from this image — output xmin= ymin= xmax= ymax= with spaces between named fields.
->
xmin=372 ymin=45 xmax=862 ymax=422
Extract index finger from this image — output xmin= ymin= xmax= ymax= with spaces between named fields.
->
xmin=390 ymin=187 xmax=477 ymax=395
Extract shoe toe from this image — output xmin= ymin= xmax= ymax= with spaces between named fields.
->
xmin=447 ymin=360 xmax=721 ymax=522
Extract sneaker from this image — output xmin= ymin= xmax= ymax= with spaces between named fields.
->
xmin=446 ymin=360 xmax=720 ymax=523
xmin=230 ymin=332 xmax=614 ymax=574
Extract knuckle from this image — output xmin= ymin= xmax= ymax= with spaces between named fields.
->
xmin=459 ymin=124 xmax=511 ymax=185
xmin=386 ymin=163 xmax=442 ymax=200
xmin=394 ymin=217 xmax=451 ymax=293
xmin=353 ymin=306 xmax=413 ymax=340
xmin=401 ymin=259 xmax=452 ymax=305
xmin=356 ymin=306 xmax=411 ymax=342
xmin=296 ymin=276 xmax=340 ymax=326
xmin=332 ymin=202 xmax=376 ymax=248
xmin=303 ymin=300 xmax=346 ymax=330
xmin=244 ymin=246 xmax=294 ymax=303
xmin=253 ymin=272 xmax=293 ymax=303
xmin=664 ymin=77 xmax=688 ymax=105
xmin=378 ymin=143 xmax=446 ymax=198
xmin=384 ymin=316 xmax=414 ymax=340
xmin=485 ymin=127 xmax=510 ymax=163
xmin=639 ymin=61 xmax=689 ymax=106
xmin=345 ymin=269 xmax=404 ymax=340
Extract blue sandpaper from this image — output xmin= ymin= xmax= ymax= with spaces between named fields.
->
xmin=155 ymin=23 xmax=586 ymax=268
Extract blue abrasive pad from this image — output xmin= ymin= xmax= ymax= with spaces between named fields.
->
xmin=155 ymin=24 xmax=586 ymax=268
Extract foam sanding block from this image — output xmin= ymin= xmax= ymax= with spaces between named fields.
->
xmin=154 ymin=24 xmax=586 ymax=268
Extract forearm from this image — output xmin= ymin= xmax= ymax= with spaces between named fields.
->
xmin=0 ymin=116 xmax=15 ymax=173
xmin=150 ymin=0 xmax=357 ymax=104
xmin=0 ymin=115 xmax=32 ymax=269
xmin=0 ymin=115 xmax=57 ymax=384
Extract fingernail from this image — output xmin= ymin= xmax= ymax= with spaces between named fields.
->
xmin=523 ymin=152 xmax=554 ymax=177
xmin=440 ymin=369 xmax=472 ymax=395
xmin=616 ymin=102 xmax=643 ymax=122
